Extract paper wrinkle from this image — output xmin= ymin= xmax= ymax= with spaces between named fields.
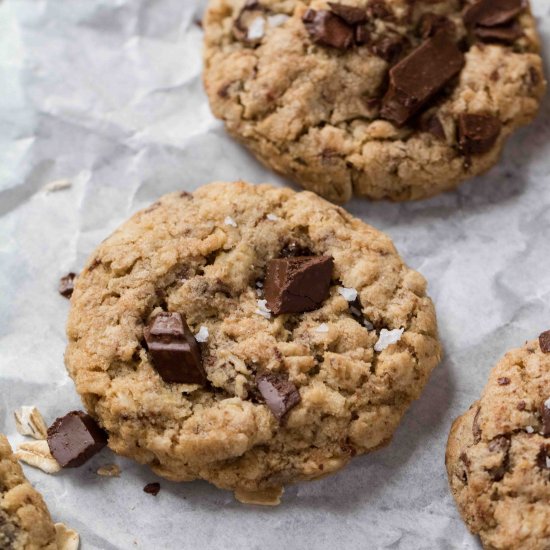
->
xmin=1 ymin=0 xmax=549 ymax=548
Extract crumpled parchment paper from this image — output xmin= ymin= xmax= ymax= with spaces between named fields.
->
xmin=1 ymin=1 xmax=549 ymax=548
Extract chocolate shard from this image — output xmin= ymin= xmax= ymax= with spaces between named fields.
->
xmin=418 ymin=112 xmax=446 ymax=140
xmin=457 ymin=113 xmax=502 ymax=156
xmin=418 ymin=13 xmax=455 ymax=39
xmin=537 ymin=445 xmax=550 ymax=469
xmin=541 ymin=398 xmax=550 ymax=437
xmin=380 ymin=31 xmax=464 ymax=126
xmin=264 ymin=256 xmax=333 ymax=315
xmin=370 ymin=34 xmax=408 ymax=63
xmin=540 ymin=330 xmax=550 ymax=353
xmin=143 ymin=482 xmax=161 ymax=496
xmin=47 ymin=411 xmax=107 ymax=468
xmin=327 ymin=2 xmax=367 ymax=25
xmin=474 ymin=21 xmax=523 ymax=43
xmin=355 ymin=25 xmax=370 ymax=46
xmin=59 ymin=273 xmax=77 ymax=299
xmin=463 ymin=0 xmax=524 ymax=29
xmin=144 ymin=312 xmax=206 ymax=385
xmin=256 ymin=373 xmax=301 ymax=422
xmin=302 ymin=9 xmax=355 ymax=50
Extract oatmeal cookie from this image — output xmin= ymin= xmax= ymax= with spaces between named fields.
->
xmin=203 ymin=0 xmax=546 ymax=203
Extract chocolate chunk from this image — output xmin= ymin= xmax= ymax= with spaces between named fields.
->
xmin=418 ymin=13 xmax=455 ymax=39
xmin=472 ymin=407 xmax=482 ymax=443
xmin=381 ymin=32 xmax=464 ymax=126
xmin=59 ymin=273 xmax=77 ymax=299
xmin=474 ymin=21 xmax=522 ymax=43
xmin=457 ymin=113 xmax=502 ymax=156
xmin=370 ymin=34 xmax=408 ymax=63
xmin=487 ymin=435 xmax=510 ymax=481
xmin=464 ymin=0 xmax=524 ymax=29
xmin=498 ymin=377 xmax=511 ymax=385
xmin=302 ymin=9 xmax=355 ymax=50
xmin=355 ymin=25 xmax=370 ymax=45
xmin=264 ymin=256 xmax=333 ymax=315
xmin=144 ymin=312 xmax=206 ymax=385
xmin=328 ymin=3 xmax=367 ymax=25
xmin=541 ymin=398 xmax=550 ymax=437
xmin=256 ymin=373 xmax=301 ymax=422
xmin=419 ymin=113 xmax=446 ymax=140
xmin=539 ymin=330 xmax=550 ymax=353
xmin=536 ymin=445 xmax=550 ymax=469
xmin=143 ymin=482 xmax=161 ymax=496
xmin=367 ymin=0 xmax=394 ymax=21
xmin=47 ymin=411 xmax=107 ymax=468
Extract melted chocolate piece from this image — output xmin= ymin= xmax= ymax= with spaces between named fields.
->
xmin=487 ymin=435 xmax=510 ymax=481
xmin=302 ymin=9 xmax=355 ymax=50
xmin=474 ymin=21 xmax=522 ymax=43
xmin=264 ymin=256 xmax=333 ymax=315
xmin=539 ymin=330 xmax=550 ymax=353
xmin=59 ymin=273 xmax=77 ymax=299
xmin=328 ymin=3 xmax=367 ymax=25
xmin=256 ymin=373 xmax=301 ymax=422
xmin=541 ymin=398 xmax=550 ymax=437
xmin=381 ymin=32 xmax=464 ymax=126
xmin=47 ymin=411 xmax=107 ymax=468
xmin=144 ymin=312 xmax=206 ymax=385
xmin=464 ymin=0 xmax=524 ymax=29
xmin=143 ymin=482 xmax=161 ymax=496
xmin=457 ymin=113 xmax=502 ymax=156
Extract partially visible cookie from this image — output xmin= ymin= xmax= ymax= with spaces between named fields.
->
xmin=204 ymin=0 xmax=546 ymax=203
xmin=446 ymin=333 xmax=550 ymax=549
xmin=65 ymin=181 xmax=441 ymax=502
xmin=0 ymin=434 xmax=57 ymax=550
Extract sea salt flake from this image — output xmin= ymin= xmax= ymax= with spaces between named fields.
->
xmin=363 ymin=319 xmax=374 ymax=331
xmin=545 ymin=397 xmax=550 ymax=408
xmin=224 ymin=216 xmax=237 ymax=227
xmin=247 ymin=17 xmax=265 ymax=40
xmin=315 ymin=323 xmax=329 ymax=334
xmin=266 ymin=213 xmax=279 ymax=221
xmin=255 ymin=300 xmax=271 ymax=319
xmin=256 ymin=281 xmax=263 ymax=288
xmin=195 ymin=326 xmax=209 ymax=343
xmin=525 ymin=425 xmax=534 ymax=434
xmin=267 ymin=14 xmax=289 ymax=28
xmin=374 ymin=328 xmax=404 ymax=352
xmin=546 ymin=456 xmax=550 ymax=469
xmin=338 ymin=287 xmax=358 ymax=302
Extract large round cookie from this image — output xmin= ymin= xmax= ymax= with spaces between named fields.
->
xmin=0 ymin=435 xmax=57 ymax=550
xmin=446 ymin=333 xmax=550 ymax=549
xmin=65 ymin=181 xmax=441 ymax=503
xmin=203 ymin=0 xmax=546 ymax=203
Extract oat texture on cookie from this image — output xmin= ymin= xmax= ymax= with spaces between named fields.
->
xmin=203 ymin=0 xmax=546 ymax=203
xmin=65 ymin=181 xmax=441 ymax=502
xmin=446 ymin=334 xmax=550 ymax=549
xmin=0 ymin=434 xmax=58 ymax=550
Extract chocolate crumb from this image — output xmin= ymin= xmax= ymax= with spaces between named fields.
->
xmin=497 ymin=377 xmax=511 ymax=385
xmin=539 ymin=330 xmax=550 ymax=353
xmin=143 ymin=482 xmax=161 ymax=496
xmin=256 ymin=372 xmax=301 ymax=422
xmin=59 ymin=273 xmax=77 ymax=299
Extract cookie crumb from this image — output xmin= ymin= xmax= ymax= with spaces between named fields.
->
xmin=224 ymin=216 xmax=238 ymax=227
xmin=55 ymin=523 xmax=80 ymax=550
xmin=14 ymin=440 xmax=61 ymax=474
xmin=255 ymin=299 xmax=272 ymax=319
xmin=43 ymin=179 xmax=72 ymax=193
xmin=14 ymin=406 xmax=48 ymax=440
xmin=338 ymin=287 xmax=358 ymax=302
xmin=315 ymin=323 xmax=329 ymax=333
xmin=374 ymin=328 xmax=404 ymax=352
xmin=195 ymin=326 xmax=209 ymax=343
xmin=234 ymin=486 xmax=284 ymax=506
xmin=143 ymin=482 xmax=160 ymax=496
xmin=96 ymin=464 xmax=121 ymax=477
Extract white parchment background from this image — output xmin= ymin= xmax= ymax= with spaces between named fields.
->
xmin=0 ymin=1 xmax=549 ymax=548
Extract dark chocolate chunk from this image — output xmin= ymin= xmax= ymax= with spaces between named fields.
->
xmin=328 ymin=2 xmax=367 ymax=25
xmin=59 ymin=273 xmax=77 ymax=299
xmin=464 ymin=0 xmax=524 ymax=29
xmin=302 ymin=9 xmax=355 ymax=50
xmin=264 ymin=256 xmax=333 ymax=315
xmin=370 ymin=34 xmax=408 ymax=63
xmin=539 ymin=330 xmax=550 ymax=353
xmin=256 ymin=373 xmax=301 ymax=422
xmin=457 ymin=113 xmax=502 ymax=156
xmin=355 ymin=25 xmax=370 ymax=45
xmin=418 ymin=13 xmax=455 ymax=39
xmin=233 ymin=1 xmax=266 ymax=44
xmin=280 ymin=241 xmax=313 ymax=258
xmin=497 ymin=377 xmax=511 ymax=385
xmin=541 ymin=398 xmax=550 ymax=437
xmin=367 ymin=0 xmax=395 ymax=21
xmin=474 ymin=21 xmax=522 ymax=43
xmin=143 ymin=482 xmax=161 ymax=496
xmin=487 ymin=435 xmax=510 ymax=481
xmin=144 ymin=312 xmax=206 ymax=385
xmin=536 ymin=445 xmax=550 ymax=469
xmin=47 ymin=411 xmax=107 ymax=468
xmin=419 ymin=113 xmax=446 ymax=140
xmin=381 ymin=32 xmax=464 ymax=126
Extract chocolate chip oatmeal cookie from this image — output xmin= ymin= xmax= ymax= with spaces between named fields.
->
xmin=446 ymin=332 xmax=550 ymax=549
xmin=0 ymin=434 xmax=57 ymax=550
xmin=203 ymin=0 xmax=546 ymax=203
xmin=65 ymin=181 xmax=441 ymax=503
